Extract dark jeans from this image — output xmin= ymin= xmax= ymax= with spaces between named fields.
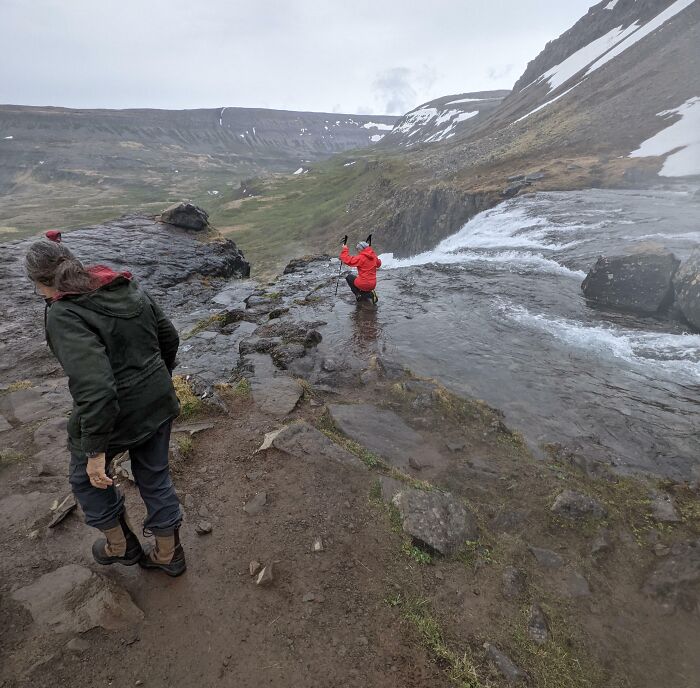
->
xmin=69 ymin=420 xmax=181 ymax=535
xmin=346 ymin=274 xmax=373 ymax=300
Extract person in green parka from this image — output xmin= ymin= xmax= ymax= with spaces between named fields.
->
xmin=25 ymin=237 xmax=186 ymax=577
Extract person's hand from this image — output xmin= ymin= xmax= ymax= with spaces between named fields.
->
xmin=86 ymin=453 xmax=113 ymax=490
xmin=342 ymin=244 xmax=348 ymax=249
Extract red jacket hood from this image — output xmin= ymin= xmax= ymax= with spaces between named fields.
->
xmin=52 ymin=265 xmax=132 ymax=301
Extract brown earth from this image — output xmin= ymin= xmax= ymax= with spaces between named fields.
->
xmin=2 ymin=357 xmax=699 ymax=688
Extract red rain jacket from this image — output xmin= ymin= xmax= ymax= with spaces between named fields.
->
xmin=340 ymin=246 xmax=381 ymax=291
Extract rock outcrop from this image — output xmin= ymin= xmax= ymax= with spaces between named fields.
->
xmin=160 ymin=202 xmax=210 ymax=231
xmin=673 ymin=249 xmax=700 ymax=330
xmin=581 ymin=249 xmax=680 ymax=315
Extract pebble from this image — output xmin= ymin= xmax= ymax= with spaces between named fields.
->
xmin=249 ymin=560 xmax=262 ymax=576
xmin=244 ymin=492 xmax=267 ymax=515
xmin=312 ymin=538 xmax=324 ymax=552
xmin=256 ymin=564 xmax=274 ymax=586
xmin=195 ymin=521 xmax=212 ymax=535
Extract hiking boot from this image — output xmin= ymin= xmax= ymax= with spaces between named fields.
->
xmin=371 ymin=290 xmax=379 ymax=304
xmin=92 ymin=513 xmax=143 ymax=566
xmin=139 ymin=528 xmax=187 ymax=577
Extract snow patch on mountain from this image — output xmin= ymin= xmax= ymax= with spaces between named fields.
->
xmin=630 ymin=96 xmax=700 ymax=177
xmin=362 ymin=122 xmax=393 ymax=131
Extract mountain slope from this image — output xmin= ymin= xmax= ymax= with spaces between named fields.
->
xmin=0 ymin=105 xmax=396 ymax=239
xmin=378 ymin=90 xmax=509 ymax=148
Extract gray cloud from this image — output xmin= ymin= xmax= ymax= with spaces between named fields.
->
xmin=0 ymin=0 xmax=595 ymax=114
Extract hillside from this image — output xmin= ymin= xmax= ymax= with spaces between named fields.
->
xmin=215 ymin=0 xmax=700 ymax=275
xmin=0 ymin=105 xmax=396 ymax=240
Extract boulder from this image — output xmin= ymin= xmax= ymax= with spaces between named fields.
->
xmin=673 ymin=250 xmax=700 ymax=330
xmin=160 ymin=202 xmax=209 ymax=230
xmin=581 ymin=249 xmax=680 ymax=315
xmin=12 ymin=564 xmax=143 ymax=633
xmin=382 ymin=480 xmax=478 ymax=555
xmin=551 ymin=489 xmax=606 ymax=520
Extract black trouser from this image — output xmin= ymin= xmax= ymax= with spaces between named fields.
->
xmin=346 ymin=274 xmax=373 ymax=300
xmin=69 ymin=420 xmax=181 ymax=535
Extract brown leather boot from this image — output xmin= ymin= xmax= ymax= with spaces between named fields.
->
xmin=139 ymin=528 xmax=186 ymax=577
xmin=92 ymin=513 xmax=143 ymax=566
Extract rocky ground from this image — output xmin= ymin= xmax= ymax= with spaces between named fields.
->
xmin=1 ymin=229 xmax=699 ymax=687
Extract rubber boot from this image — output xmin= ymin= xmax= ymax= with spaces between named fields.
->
xmin=92 ymin=513 xmax=143 ymax=566
xmin=139 ymin=528 xmax=187 ymax=577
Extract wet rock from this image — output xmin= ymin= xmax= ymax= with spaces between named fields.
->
xmin=256 ymin=564 xmax=274 ymax=586
xmin=283 ymin=255 xmax=333 ymax=274
xmin=483 ymin=643 xmax=526 ymax=683
xmin=581 ymin=249 xmax=680 ymax=315
xmin=12 ymin=564 xmax=143 ymax=633
xmin=268 ymin=307 xmax=290 ymax=320
xmin=195 ymin=521 xmax=213 ymax=535
xmin=328 ymin=403 xmax=438 ymax=471
xmin=551 ymin=489 xmax=606 ymax=520
xmin=387 ymin=484 xmax=478 ymax=555
xmin=502 ymin=566 xmax=527 ymax=599
xmin=674 ymin=249 xmax=700 ymax=330
xmin=249 ymin=560 xmax=262 ymax=576
xmin=649 ymin=490 xmax=680 ymax=523
xmin=561 ymin=570 xmax=591 ymax=598
xmin=271 ymin=343 xmax=307 ymax=369
xmin=244 ymin=492 xmax=267 ymax=516
xmin=160 ymin=201 xmax=209 ymax=230
xmin=502 ymin=180 xmax=531 ymax=198
xmin=408 ymin=456 xmax=424 ymax=471
xmin=304 ymin=330 xmax=323 ymax=348
xmin=643 ymin=539 xmax=700 ymax=612
xmin=527 ymin=603 xmax=550 ymax=645
xmin=528 ymin=546 xmax=564 ymax=569
xmin=591 ymin=528 xmax=614 ymax=558
xmin=246 ymin=354 xmax=303 ymax=416
xmin=33 ymin=416 xmax=68 ymax=447
xmin=258 ymin=422 xmax=362 ymax=468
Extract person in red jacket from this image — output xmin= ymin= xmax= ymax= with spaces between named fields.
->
xmin=340 ymin=240 xmax=381 ymax=304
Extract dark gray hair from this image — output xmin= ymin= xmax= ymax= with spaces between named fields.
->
xmin=25 ymin=241 xmax=96 ymax=294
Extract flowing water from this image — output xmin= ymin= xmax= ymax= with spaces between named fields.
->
xmin=315 ymin=189 xmax=700 ymax=480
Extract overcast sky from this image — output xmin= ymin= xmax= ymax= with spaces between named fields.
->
xmin=1 ymin=0 xmax=595 ymax=115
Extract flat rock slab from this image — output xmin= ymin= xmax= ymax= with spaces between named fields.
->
xmin=12 ymin=564 xmax=143 ymax=633
xmin=172 ymin=422 xmax=215 ymax=436
xmin=644 ymin=538 xmax=700 ymax=612
xmin=0 ymin=413 xmax=11 ymax=432
xmin=246 ymin=354 xmax=303 ymax=417
xmin=328 ymin=403 xmax=432 ymax=470
xmin=380 ymin=477 xmax=478 ymax=555
xmin=33 ymin=416 xmax=68 ymax=449
xmin=261 ymin=422 xmax=363 ymax=468
xmin=0 ymin=492 xmax=54 ymax=532
xmin=0 ymin=388 xmax=55 ymax=424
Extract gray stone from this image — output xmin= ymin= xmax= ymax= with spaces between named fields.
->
xmin=527 ymin=603 xmax=550 ymax=645
xmin=551 ymin=490 xmax=606 ymax=520
xmin=247 ymin=355 xmax=303 ymax=416
xmin=0 ymin=388 xmax=54 ymax=423
xmin=261 ymin=422 xmax=362 ymax=468
xmin=244 ymin=492 xmax=267 ymax=516
xmin=673 ymin=249 xmax=700 ymax=330
xmin=12 ymin=564 xmax=143 ymax=633
xmin=48 ymin=494 xmax=76 ymax=528
xmin=249 ymin=560 xmax=262 ymax=576
xmin=491 ymin=510 xmax=529 ymax=534
xmin=643 ymin=539 xmax=700 ymax=612
xmin=502 ymin=566 xmax=527 ymax=599
xmin=0 ymin=413 xmax=11 ymax=432
xmin=561 ymin=570 xmax=591 ymax=598
xmin=328 ymin=403 xmax=438 ymax=470
xmin=160 ymin=201 xmax=209 ymax=230
xmin=195 ymin=521 xmax=213 ymax=535
xmin=483 ymin=643 xmax=526 ymax=683
xmin=649 ymin=490 xmax=680 ymax=523
xmin=581 ymin=249 xmax=680 ymax=315
xmin=0 ymin=492 xmax=54 ymax=532
xmin=528 ymin=546 xmax=564 ymax=569
xmin=388 ymin=485 xmax=478 ymax=555
xmin=33 ymin=416 xmax=68 ymax=448
xmin=66 ymin=637 xmax=90 ymax=653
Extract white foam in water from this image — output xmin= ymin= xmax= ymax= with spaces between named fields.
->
xmin=504 ymin=304 xmax=700 ymax=378
xmin=380 ymin=200 xmax=587 ymax=277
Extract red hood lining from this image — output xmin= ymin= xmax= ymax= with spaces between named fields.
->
xmin=52 ymin=265 xmax=132 ymax=301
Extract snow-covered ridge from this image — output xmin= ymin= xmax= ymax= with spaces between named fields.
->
xmin=630 ymin=96 xmax=700 ymax=177
xmin=515 ymin=0 xmax=696 ymax=124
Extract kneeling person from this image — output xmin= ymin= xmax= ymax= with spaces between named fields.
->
xmin=340 ymin=241 xmax=381 ymax=304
